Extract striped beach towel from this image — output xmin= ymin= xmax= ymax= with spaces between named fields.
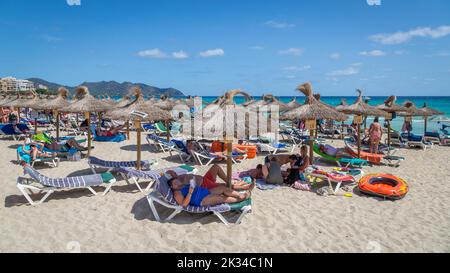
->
xmin=88 ymin=156 xmax=154 ymax=170
xmin=23 ymin=165 xmax=113 ymax=188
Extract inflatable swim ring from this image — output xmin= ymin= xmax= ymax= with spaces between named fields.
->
xmin=358 ymin=174 xmax=408 ymax=200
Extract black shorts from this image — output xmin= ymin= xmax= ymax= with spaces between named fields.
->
xmin=264 ymin=156 xmax=270 ymax=164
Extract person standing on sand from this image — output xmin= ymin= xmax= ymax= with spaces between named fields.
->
xmin=369 ymin=117 xmax=383 ymax=154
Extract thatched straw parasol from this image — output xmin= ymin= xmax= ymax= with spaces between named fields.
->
xmin=339 ymin=89 xmax=388 ymax=157
xmin=286 ymin=98 xmax=302 ymax=110
xmin=281 ymin=83 xmax=347 ymax=164
xmin=38 ymin=87 xmax=71 ymax=139
xmin=197 ymin=90 xmax=259 ymax=187
xmin=376 ymin=95 xmax=410 ymax=148
xmin=105 ymin=87 xmax=171 ymax=169
xmin=420 ymin=103 xmax=444 ymax=134
xmin=60 ymin=86 xmax=112 ymax=156
xmin=398 ymin=101 xmax=426 ymax=117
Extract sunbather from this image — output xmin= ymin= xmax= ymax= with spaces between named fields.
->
xmin=33 ymin=133 xmax=88 ymax=152
xmin=168 ymin=177 xmax=251 ymax=207
xmin=237 ymin=164 xmax=264 ymax=182
xmin=96 ymin=124 xmax=126 ymax=137
xmin=165 ymin=164 xmax=254 ymax=191
xmin=21 ymin=142 xmax=57 ymax=161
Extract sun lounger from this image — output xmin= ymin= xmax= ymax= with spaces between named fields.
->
xmin=146 ymin=133 xmax=176 ymax=153
xmin=16 ymin=164 xmax=116 ymax=205
xmin=117 ymin=165 xmax=197 ymax=193
xmin=312 ymin=143 xmax=368 ymax=168
xmin=401 ymin=133 xmax=433 ymax=150
xmin=0 ymin=123 xmax=31 ymax=140
xmin=192 ymin=141 xmax=247 ymax=166
xmin=305 ymin=167 xmax=362 ymax=196
xmin=424 ymin=132 xmax=445 ymax=145
xmin=247 ymin=136 xmax=293 ymax=154
xmin=145 ymin=165 xmax=252 ymax=225
xmin=344 ymin=141 xmax=404 ymax=167
xmin=17 ymin=145 xmax=60 ymax=168
xmin=88 ymin=156 xmax=157 ymax=174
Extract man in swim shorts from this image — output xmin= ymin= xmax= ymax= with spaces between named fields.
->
xmin=165 ymin=164 xmax=254 ymax=191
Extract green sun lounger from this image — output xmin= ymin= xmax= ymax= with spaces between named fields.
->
xmin=313 ymin=144 xmax=368 ymax=168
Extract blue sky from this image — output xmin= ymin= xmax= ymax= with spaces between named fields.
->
xmin=0 ymin=0 xmax=449 ymax=96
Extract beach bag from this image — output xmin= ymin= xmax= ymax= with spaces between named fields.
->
xmin=67 ymin=148 xmax=81 ymax=161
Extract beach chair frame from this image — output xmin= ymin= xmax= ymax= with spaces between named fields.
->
xmin=16 ymin=174 xmax=116 ymax=206
xmin=146 ymin=191 xmax=251 ymax=225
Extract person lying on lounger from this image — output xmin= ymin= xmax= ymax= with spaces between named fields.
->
xmin=168 ymin=177 xmax=251 ymax=207
xmin=237 ymin=164 xmax=264 ymax=182
xmin=165 ymin=164 xmax=254 ymax=191
xmin=22 ymin=142 xmax=57 ymax=160
xmin=318 ymin=143 xmax=338 ymax=157
xmin=95 ymin=124 xmax=126 ymax=137
xmin=33 ymin=133 xmax=88 ymax=152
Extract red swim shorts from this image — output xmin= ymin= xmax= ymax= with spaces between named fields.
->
xmin=202 ymin=171 xmax=219 ymax=189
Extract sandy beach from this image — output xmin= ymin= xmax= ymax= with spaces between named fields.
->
xmin=1 ymin=131 xmax=449 ymax=253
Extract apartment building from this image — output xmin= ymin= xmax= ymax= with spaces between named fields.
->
xmin=0 ymin=77 xmax=35 ymax=92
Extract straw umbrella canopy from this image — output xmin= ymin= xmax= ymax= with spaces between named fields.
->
xmin=398 ymin=101 xmax=426 ymax=117
xmin=376 ymin=95 xmax=410 ymax=147
xmin=282 ymin=83 xmax=347 ymax=164
xmin=339 ymin=89 xmax=388 ymax=157
xmin=196 ymin=90 xmax=259 ymax=187
xmin=38 ymin=87 xmax=71 ymax=139
xmin=286 ymin=98 xmax=302 ymax=110
xmin=59 ymin=86 xmax=112 ymax=156
xmin=420 ymin=103 xmax=444 ymax=134
xmin=105 ymin=86 xmax=171 ymax=169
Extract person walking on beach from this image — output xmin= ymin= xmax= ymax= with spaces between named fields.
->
xmin=369 ymin=117 xmax=383 ymax=154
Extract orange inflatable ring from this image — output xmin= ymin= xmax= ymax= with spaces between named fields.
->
xmin=358 ymin=174 xmax=408 ymax=200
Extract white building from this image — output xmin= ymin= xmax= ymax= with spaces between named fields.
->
xmin=0 ymin=77 xmax=35 ymax=92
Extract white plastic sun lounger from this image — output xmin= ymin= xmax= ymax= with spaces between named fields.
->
xmin=145 ymin=165 xmax=252 ymax=225
xmin=17 ymin=164 xmax=116 ymax=205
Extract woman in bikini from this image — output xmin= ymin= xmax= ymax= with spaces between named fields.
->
xmin=369 ymin=117 xmax=383 ymax=154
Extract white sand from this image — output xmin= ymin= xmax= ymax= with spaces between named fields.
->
xmin=0 ymin=132 xmax=449 ymax=253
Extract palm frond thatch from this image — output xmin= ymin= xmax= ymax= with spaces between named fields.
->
xmin=340 ymin=89 xmax=388 ymax=117
xmin=40 ymin=87 xmax=71 ymax=111
xmin=281 ymin=82 xmax=347 ymax=121
xmin=60 ymin=86 xmax=112 ymax=113
xmin=420 ymin=103 xmax=444 ymax=116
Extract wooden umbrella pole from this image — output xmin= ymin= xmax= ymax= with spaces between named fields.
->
xmin=165 ymin=119 xmax=172 ymax=156
xmin=126 ymin=120 xmax=130 ymax=140
xmin=17 ymin=107 xmax=21 ymax=121
xmin=341 ymin=122 xmax=344 ymax=139
xmin=387 ymin=120 xmax=391 ymax=149
xmin=98 ymin=112 xmax=102 ymax=126
xmin=309 ymin=126 xmax=314 ymax=165
xmin=424 ymin=116 xmax=428 ymax=135
xmin=87 ymin=112 xmax=91 ymax=157
xmin=34 ymin=117 xmax=38 ymax=134
xmin=56 ymin=111 xmax=60 ymax=141
xmin=136 ymin=120 xmax=142 ymax=170
xmin=357 ymin=123 xmax=361 ymax=158
xmin=226 ymin=140 xmax=233 ymax=188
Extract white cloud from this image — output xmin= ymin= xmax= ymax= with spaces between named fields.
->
xmin=285 ymin=75 xmax=297 ymax=79
xmin=359 ymin=50 xmax=386 ymax=57
xmin=426 ymin=51 xmax=450 ymax=57
xmin=172 ymin=51 xmax=189 ymax=59
xmin=249 ymin=46 xmax=264 ymax=50
xmin=137 ymin=49 xmax=168 ymax=58
xmin=370 ymin=25 xmax=450 ymax=44
xmin=199 ymin=48 xmax=224 ymax=57
xmin=327 ymin=67 xmax=359 ymax=77
xmin=330 ymin=53 xmax=341 ymax=59
xmin=279 ymin=48 xmax=304 ymax=56
xmin=265 ymin=20 xmax=295 ymax=29
xmin=350 ymin=62 xmax=362 ymax=67
xmin=66 ymin=0 xmax=81 ymax=6
xmin=393 ymin=50 xmax=407 ymax=55
xmin=283 ymin=65 xmax=311 ymax=71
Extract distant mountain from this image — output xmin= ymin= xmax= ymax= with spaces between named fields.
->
xmin=27 ymin=78 xmax=185 ymax=97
